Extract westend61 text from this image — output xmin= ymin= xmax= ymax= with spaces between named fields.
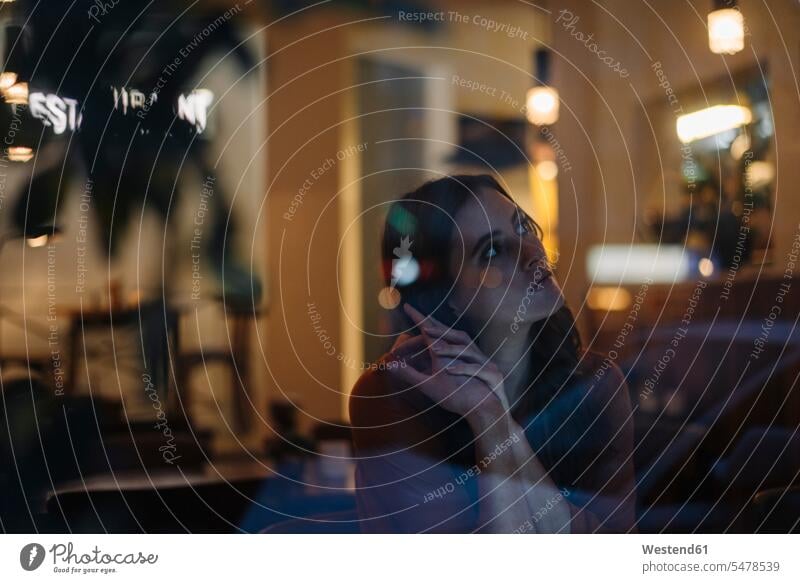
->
xmin=642 ymin=544 xmax=708 ymax=555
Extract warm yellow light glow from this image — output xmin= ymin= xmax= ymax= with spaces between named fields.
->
xmin=528 ymin=160 xmax=559 ymax=264
xmin=587 ymin=244 xmax=691 ymax=284
xmin=535 ymin=160 xmax=558 ymax=181
xmin=377 ymin=286 xmax=401 ymax=310
xmin=128 ymin=290 xmax=142 ymax=306
xmin=698 ymin=257 xmax=714 ymax=277
xmin=2 ymin=81 xmax=28 ymax=104
xmin=730 ymin=132 xmax=750 ymax=159
xmin=25 ymin=234 xmax=48 ymax=248
xmin=0 ymin=72 xmax=18 ymax=90
xmin=676 ymin=105 xmax=752 ymax=143
xmin=8 ymin=146 xmax=33 ymax=162
xmin=745 ymin=160 xmax=775 ymax=189
xmin=708 ymin=8 xmax=745 ymax=55
xmin=587 ymin=287 xmax=632 ymax=312
xmin=526 ymin=86 xmax=559 ymax=125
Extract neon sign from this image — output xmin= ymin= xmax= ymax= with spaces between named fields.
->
xmin=26 ymin=86 xmax=214 ymax=134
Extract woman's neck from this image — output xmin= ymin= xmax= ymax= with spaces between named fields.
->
xmin=475 ymin=322 xmax=534 ymax=406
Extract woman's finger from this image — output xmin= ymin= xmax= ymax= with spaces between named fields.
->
xmin=445 ymin=363 xmax=503 ymax=389
xmin=402 ymin=302 xmax=427 ymax=325
xmin=389 ymin=333 xmax=427 ymax=359
xmin=403 ymin=303 xmax=453 ymax=336
xmin=420 ymin=328 xmax=445 ymax=373
xmin=388 ymin=334 xmax=434 ymax=373
xmin=429 ymin=340 xmax=485 ymax=365
xmin=403 ymin=303 xmax=446 ymax=328
xmin=403 ymin=303 xmax=472 ymax=345
xmin=419 ymin=329 xmax=475 ymax=375
xmin=445 ymin=364 xmax=510 ymax=410
xmin=423 ymin=324 xmax=472 ymax=345
xmin=390 ymin=359 xmax=432 ymax=387
xmin=402 ymin=306 xmax=444 ymax=367
xmin=402 ymin=303 xmax=480 ymax=373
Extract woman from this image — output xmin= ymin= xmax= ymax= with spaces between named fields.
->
xmin=349 ymin=174 xmax=636 ymax=533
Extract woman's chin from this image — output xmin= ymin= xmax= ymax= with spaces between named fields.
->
xmin=531 ymin=290 xmax=565 ymax=322
xmin=506 ymin=295 xmax=564 ymax=331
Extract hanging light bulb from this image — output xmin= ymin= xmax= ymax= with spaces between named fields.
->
xmin=2 ymin=80 xmax=27 ymax=104
xmin=7 ymin=146 xmax=33 ymax=162
xmin=526 ymin=48 xmax=559 ymax=126
xmin=526 ymin=87 xmax=559 ymax=125
xmin=708 ymin=0 xmax=745 ymax=55
xmin=535 ymin=160 xmax=559 ymax=181
xmin=0 ymin=72 xmax=17 ymax=90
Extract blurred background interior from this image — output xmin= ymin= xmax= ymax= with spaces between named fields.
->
xmin=0 ymin=0 xmax=798 ymax=533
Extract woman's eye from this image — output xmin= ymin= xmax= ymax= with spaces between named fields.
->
xmin=515 ymin=217 xmax=534 ymax=236
xmin=483 ymin=243 xmax=500 ymax=260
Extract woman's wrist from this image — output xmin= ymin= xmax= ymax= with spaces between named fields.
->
xmin=465 ymin=401 xmax=511 ymax=433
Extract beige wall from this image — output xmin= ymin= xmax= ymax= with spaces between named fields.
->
xmin=264 ymin=2 xmax=554 ymax=428
xmin=265 ymin=10 xmax=356 ymax=432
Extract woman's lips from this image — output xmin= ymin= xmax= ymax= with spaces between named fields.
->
xmin=532 ymin=267 xmax=552 ymax=289
xmin=514 ymin=261 xmax=553 ymax=292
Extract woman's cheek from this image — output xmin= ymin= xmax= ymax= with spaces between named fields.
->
xmin=479 ymin=266 xmax=504 ymax=289
xmin=460 ymin=265 xmax=505 ymax=290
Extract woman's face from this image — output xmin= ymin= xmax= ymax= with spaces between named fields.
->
xmin=445 ymin=187 xmax=564 ymax=333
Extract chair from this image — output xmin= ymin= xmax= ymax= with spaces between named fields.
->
xmin=712 ymin=426 xmax=800 ymax=493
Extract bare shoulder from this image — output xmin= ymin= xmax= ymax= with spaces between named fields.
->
xmin=348 ymin=347 xmax=448 ymax=459
xmin=350 ymin=332 xmax=432 ymax=422
xmin=349 ymin=347 xmax=412 ymax=396
xmin=348 ymin=349 xmax=418 ymax=427
xmin=349 ymin=358 xmax=390 ymax=424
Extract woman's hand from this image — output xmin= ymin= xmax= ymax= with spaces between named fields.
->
xmin=383 ymin=304 xmax=573 ymax=533
xmin=387 ymin=303 xmax=509 ymax=425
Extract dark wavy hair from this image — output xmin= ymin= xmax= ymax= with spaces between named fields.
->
xmin=381 ymin=174 xmax=587 ymax=425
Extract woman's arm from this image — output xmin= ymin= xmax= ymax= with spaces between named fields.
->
xmin=559 ymin=362 xmax=638 ymax=533
xmin=411 ymin=308 xmax=636 ymax=533
xmin=352 ymin=369 xmax=570 ymax=534
xmin=471 ymin=361 xmax=638 ymax=533
xmin=464 ymin=404 xmax=572 ymax=533
xmin=452 ymin=376 xmax=636 ymax=533
xmin=400 ymin=304 xmax=572 ymax=533
xmin=350 ymin=351 xmax=479 ymax=533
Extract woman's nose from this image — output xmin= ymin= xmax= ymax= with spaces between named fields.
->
xmin=521 ymin=244 xmax=547 ymax=272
